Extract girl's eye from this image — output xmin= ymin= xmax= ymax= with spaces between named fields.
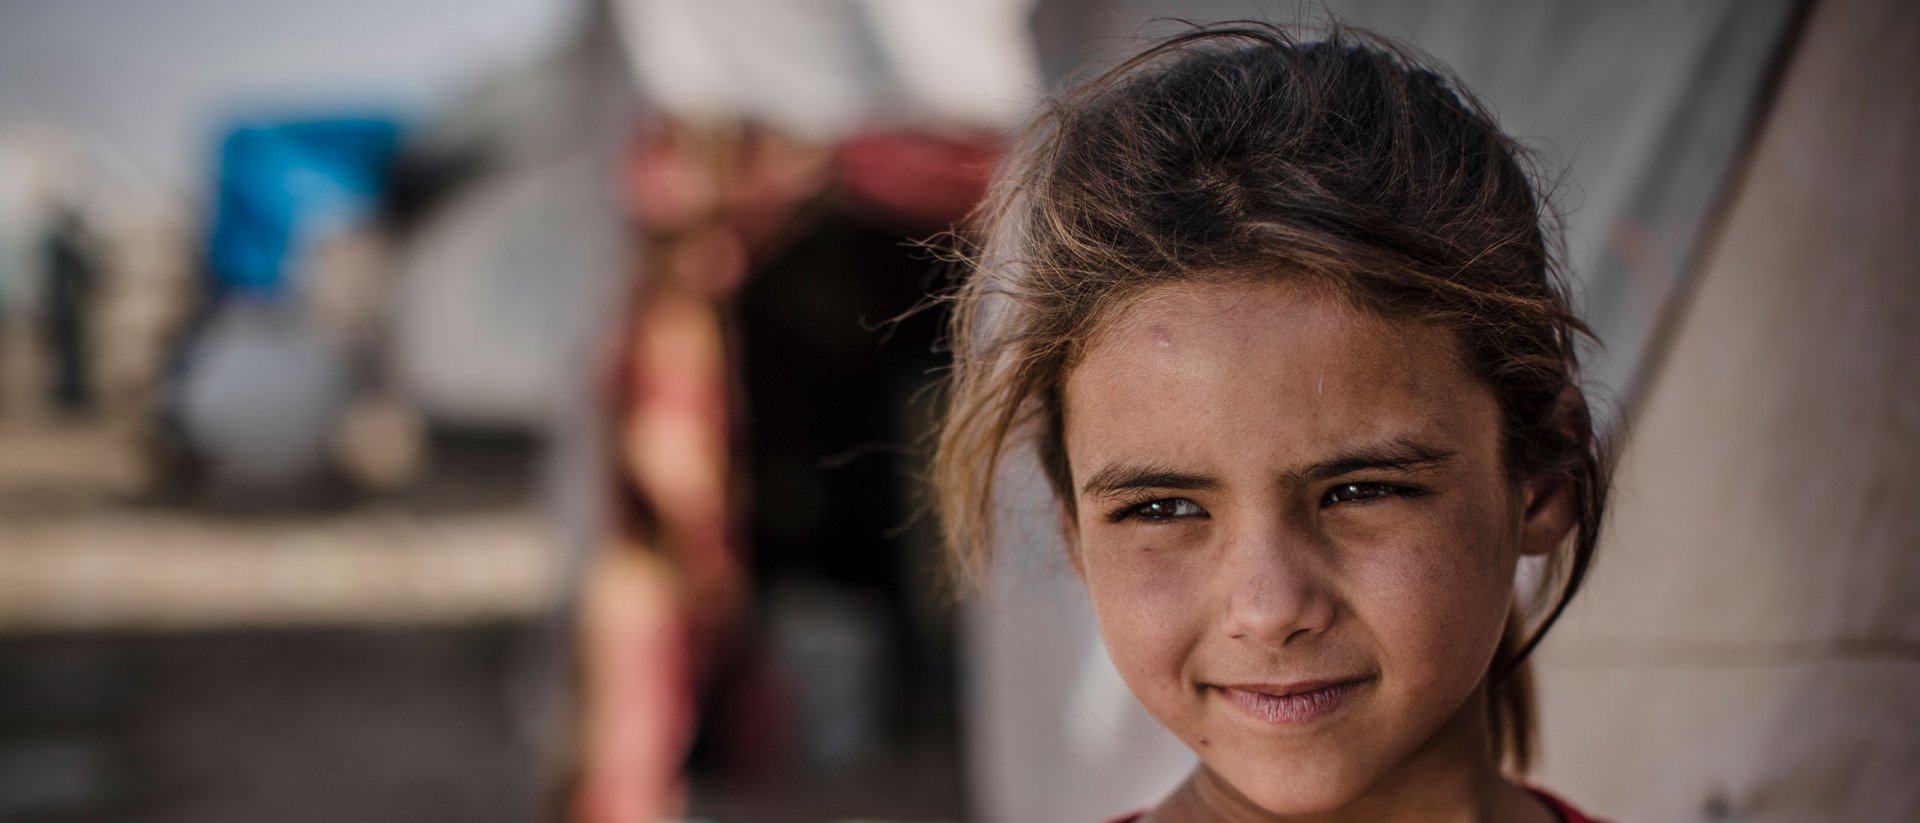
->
xmin=1322 ymin=482 xmax=1418 ymax=506
xmin=1112 ymin=497 xmax=1207 ymax=523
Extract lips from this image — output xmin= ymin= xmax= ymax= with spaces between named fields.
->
xmin=1212 ymin=677 xmax=1373 ymax=724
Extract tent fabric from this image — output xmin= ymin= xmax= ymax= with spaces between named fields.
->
xmin=610 ymin=0 xmax=1041 ymax=137
xmin=205 ymin=117 xmax=401 ymax=297
xmin=1533 ymin=0 xmax=1919 ymax=817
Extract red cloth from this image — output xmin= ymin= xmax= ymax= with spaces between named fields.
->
xmin=835 ymin=129 xmax=1001 ymax=231
xmin=1099 ymin=787 xmax=1609 ymax=823
xmin=1533 ymin=787 xmax=1610 ymax=823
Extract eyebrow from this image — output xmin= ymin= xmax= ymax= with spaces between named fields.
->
xmin=1079 ymin=461 xmax=1221 ymax=498
xmin=1287 ymin=437 xmax=1459 ymax=485
xmin=1076 ymin=437 xmax=1458 ymax=498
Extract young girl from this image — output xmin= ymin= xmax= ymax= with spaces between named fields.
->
xmin=933 ymin=23 xmax=1611 ymax=823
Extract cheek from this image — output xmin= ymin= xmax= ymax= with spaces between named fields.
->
xmin=1341 ymin=496 xmax=1519 ymax=678
xmin=1080 ymin=532 xmax=1210 ymax=691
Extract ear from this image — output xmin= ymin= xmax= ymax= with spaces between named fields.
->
xmin=1058 ymin=501 xmax=1085 ymax=578
xmin=1519 ymin=474 xmax=1578 ymax=556
xmin=1520 ymin=385 xmax=1591 ymax=556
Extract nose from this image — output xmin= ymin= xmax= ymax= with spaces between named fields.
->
xmin=1219 ymin=521 xmax=1336 ymax=648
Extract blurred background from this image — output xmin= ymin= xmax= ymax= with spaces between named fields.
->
xmin=0 ymin=1 xmax=1911 ymax=822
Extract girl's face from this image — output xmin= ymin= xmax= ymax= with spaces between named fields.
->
xmin=1061 ymin=280 xmax=1561 ymax=814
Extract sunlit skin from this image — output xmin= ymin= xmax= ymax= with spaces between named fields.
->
xmin=1060 ymin=281 xmax=1575 ymax=823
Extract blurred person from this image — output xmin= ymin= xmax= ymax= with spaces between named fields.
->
xmin=932 ymin=22 xmax=1612 ymax=823
xmin=40 ymin=206 xmax=97 ymax=414
xmin=576 ymin=120 xmax=823 ymax=823
xmin=578 ymin=121 xmax=1006 ymax=823
xmin=574 ymin=1 xmax=1038 ymax=819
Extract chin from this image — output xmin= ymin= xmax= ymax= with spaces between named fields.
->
xmin=1208 ymin=754 xmax=1377 ymax=816
xmin=1242 ymin=783 xmax=1365 ymax=816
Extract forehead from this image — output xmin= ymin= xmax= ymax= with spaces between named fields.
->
xmin=1063 ymin=280 xmax=1496 ymax=468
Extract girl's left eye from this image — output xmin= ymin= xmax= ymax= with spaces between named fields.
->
xmin=1110 ymin=497 xmax=1207 ymax=523
xmin=1322 ymin=482 xmax=1419 ymax=506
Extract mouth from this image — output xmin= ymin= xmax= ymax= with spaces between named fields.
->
xmin=1210 ymin=676 xmax=1374 ymax=725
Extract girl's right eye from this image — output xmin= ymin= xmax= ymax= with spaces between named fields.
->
xmin=1110 ymin=497 xmax=1207 ymax=523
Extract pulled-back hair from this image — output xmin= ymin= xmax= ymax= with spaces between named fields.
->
xmin=930 ymin=21 xmax=1611 ymax=772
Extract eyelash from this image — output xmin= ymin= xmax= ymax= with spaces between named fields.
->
xmin=1104 ymin=482 xmax=1425 ymax=523
xmin=1322 ymin=482 xmax=1426 ymax=506
xmin=1106 ymin=496 xmax=1207 ymax=523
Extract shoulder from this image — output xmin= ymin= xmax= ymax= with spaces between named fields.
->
xmin=1530 ymin=787 xmax=1613 ymax=823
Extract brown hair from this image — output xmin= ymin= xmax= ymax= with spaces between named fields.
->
xmin=930 ymin=21 xmax=1610 ymax=772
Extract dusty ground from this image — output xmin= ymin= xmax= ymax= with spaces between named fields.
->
xmin=0 ymin=392 xmax=565 ymax=821
xmin=0 ymin=410 xmax=559 ymax=633
xmin=0 ymin=406 xmax=963 ymax=822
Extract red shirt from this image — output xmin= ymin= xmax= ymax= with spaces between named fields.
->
xmin=1533 ymin=788 xmax=1608 ymax=823
xmin=1102 ymin=787 xmax=1609 ymax=823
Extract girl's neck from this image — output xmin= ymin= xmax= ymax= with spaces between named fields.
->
xmin=1144 ymin=694 xmax=1556 ymax=823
